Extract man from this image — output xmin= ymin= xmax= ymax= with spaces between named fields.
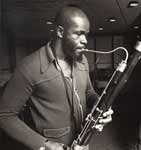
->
xmin=0 ymin=6 xmax=113 ymax=150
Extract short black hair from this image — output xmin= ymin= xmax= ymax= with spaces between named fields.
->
xmin=54 ymin=5 xmax=88 ymax=27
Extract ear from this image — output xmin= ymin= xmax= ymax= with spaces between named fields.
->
xmin=56 ymin=25 xmax=64 ymax=38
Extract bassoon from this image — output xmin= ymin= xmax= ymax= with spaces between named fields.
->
xmin=69 ymin=41 xmax=141 ymax=149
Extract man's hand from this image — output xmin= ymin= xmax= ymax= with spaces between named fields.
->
xmin=44 ymin=140 xmax=89 ymax=150
xmin=95 ymin=107 xmax=114 ymax=132
xmin=44 ymin=140 xmax=65 ymax=150
xmin=73 ymin=144 xmax=89 ymax=150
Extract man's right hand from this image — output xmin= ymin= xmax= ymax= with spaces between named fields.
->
xmin=73 ymin=144 xmax=88 ymax=150
xmin=44 ymin=140 xmax=88 ymax=150
xmin=44 ymin=140 xmax=66 ymax=150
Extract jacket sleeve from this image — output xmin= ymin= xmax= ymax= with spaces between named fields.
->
xmin=0 ymin=68 xmax=46 ymax=150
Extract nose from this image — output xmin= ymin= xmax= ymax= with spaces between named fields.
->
xmin=81 ymin=35 xmax=87 ymax=45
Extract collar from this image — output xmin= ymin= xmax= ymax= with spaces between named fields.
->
xmin=40 ymin=42 xmax=55 ymax=73
xmin=39 ymin=42 xmax=87 ymax=73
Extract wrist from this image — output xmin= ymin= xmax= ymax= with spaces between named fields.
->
xmin=38 ymin=147 xmax=45 ymax=150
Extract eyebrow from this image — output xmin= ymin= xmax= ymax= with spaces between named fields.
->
xmin=75 ymin=30 xmax=89 ymax=34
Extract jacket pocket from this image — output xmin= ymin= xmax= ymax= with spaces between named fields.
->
xmin=43 ymin=126 xmax=70 ymax=138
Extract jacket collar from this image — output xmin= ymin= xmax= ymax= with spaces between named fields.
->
xmin=40 ymin=42 xmax=55 ymax=73
xmin=39 ymin=42 xmax=87 ymax=73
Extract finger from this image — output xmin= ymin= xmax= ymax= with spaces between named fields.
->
xmin=99 ymin=115 xmax=112 ymax=124
xmin=63 ymin=144 xmax=70 ymax=150
xmin=74 ymin=144 xmax=87 ymax=150
xmin=103 ymin=108 xmax=114 ymax=117
xmin=95 ymin=124 xmax=104 ymax=132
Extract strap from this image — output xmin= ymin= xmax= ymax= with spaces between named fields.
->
xmin=56 ymin=60 xmax=83 ymax=131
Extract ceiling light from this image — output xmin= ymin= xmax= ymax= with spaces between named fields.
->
xmin=98 ymin=27 xmax=103 ymax=31
xmin=128 ymin=1 xmax=139 ymax=8
xmin=133 ymin=25 xmax=139 ymax=29
xmin=108 ymin=17 xmax=117 ymax=22
xmin=46 ymin=21 xmax=53 ymax=25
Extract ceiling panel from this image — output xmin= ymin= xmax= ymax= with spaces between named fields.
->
xmin=2 ymin=0 xmax=141 ymax=39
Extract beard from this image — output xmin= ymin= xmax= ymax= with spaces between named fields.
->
xmin=64 ymin=48 xmax=83 ymax=64
xmin=62 ymin=41 xmax=83 ymax=63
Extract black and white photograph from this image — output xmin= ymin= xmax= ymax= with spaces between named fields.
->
xmin=0 ymin=0 xmax=141 ymax=150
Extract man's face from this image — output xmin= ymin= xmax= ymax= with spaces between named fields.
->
xmin=62 ymin=15 xmax=90 ymax=61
